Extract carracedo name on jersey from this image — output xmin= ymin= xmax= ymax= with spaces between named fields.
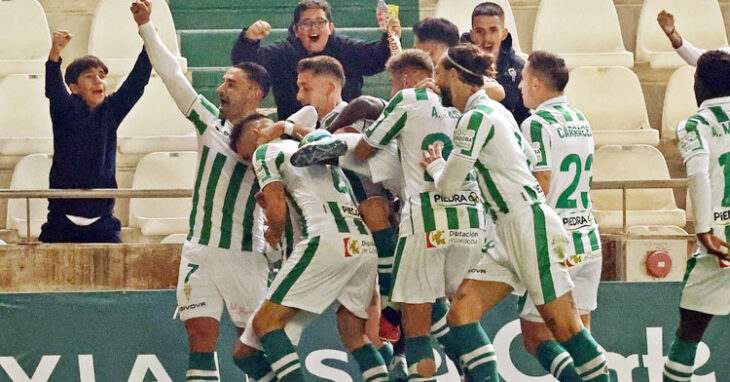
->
xmin=561 ymin=210 xmax=595 ymax=231
xmin=557 ymin=124 xmax=592 ymax=139
xmin=426 ymin=230 xmax=481 ymax=248
xmin=432 ymin=191 xmax=482 ymax=207
xmin=344 ymin=237 xmax=376 ymax=257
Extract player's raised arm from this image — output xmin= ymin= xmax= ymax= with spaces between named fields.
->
xmin=46 ymin=30 xmax=73 ymax=105
xmin=132 ymin=0 xmax=197 ymax=115
xmin=657 ymin=10 xmax=705 ymax=66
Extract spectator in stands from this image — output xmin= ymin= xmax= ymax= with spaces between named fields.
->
xmin=657 ymin=10 xmax=730 ymax=67
xmin=461 ymin=2 xmax=531 ymax=124
xmin=41 ymin=30 xmax=151 ymax=243
xmin=413 ymin=17 xmax=505 ymax=101
xmin=231 ymin=0 xmax=398 ymax=120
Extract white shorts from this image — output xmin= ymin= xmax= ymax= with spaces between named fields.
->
xmin=465 ymin=205 xmax=574 ymax=306
xmin=389 ymin=228 xmax=486 ymax=304
xmin=519 ymin=252 xmax=602 ymax=322
xmin=267 ymin=233 xmax=377 ymax=319
xmin=680 ymin=253 xmax=730 ymax=316
xmin=176 ymin=241 xmax=269 ymax=327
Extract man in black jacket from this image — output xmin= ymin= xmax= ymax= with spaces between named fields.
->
xmin=42 ymin=30 xmax=151 ymax=243
xmin=231 ymin=0 xmax=394 ymax=120
xmin=461 ymin=2 xmax=531 ymax=124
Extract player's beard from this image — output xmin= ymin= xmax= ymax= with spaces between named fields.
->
xmin=440 ymin=86 xmax=453 ymax=107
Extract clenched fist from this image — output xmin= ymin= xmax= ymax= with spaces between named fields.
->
xmin=245 ymin=20 xmax=272 ymax=41
xmin=49 ymin=30 xmax=72 ymax=62
xmin=131 ymin=0 xmax=152 ymax=26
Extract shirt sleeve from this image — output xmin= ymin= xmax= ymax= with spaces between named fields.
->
xmin=362 ymin=90 xmax=410 ymax=148
xmin=45 ymin=59 xmax=71 ymax=116
xmin=521 ymin=116 xmax=552 ymax=172
xmin=451 ymin=109 xmax=495 ymax=164
xmin=343 ymin=34 xmax=391 ymax=76
xmin=253 ymin=143 xmax=285 ymax=189
xmin=106 ymin=49 xmax=152 ymax=121
xmin=675 ymin=38 xmax=705 ymax=67
xmin=676 ymin=118 xmax=708 ymax=164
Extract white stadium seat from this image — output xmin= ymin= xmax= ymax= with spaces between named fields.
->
xmin=89 ymin=0 xmax=187 ymax=75
xmin=433 ymin=0 xmax=526 ymax=58
xmin=532 ymin=0 xmax=633 ymax=68
xmin=636 ymin=0 xmax=728 ymax=68
xmin=0 ymin=0 xmax=51 ymax=76
xmin=0 ymin=75 xmax=53 ymax=155
xmin=662 ymin=65 xmax=697 ymax=141
xmin=592 ymin=145 xmax=685 ymax=229
xmin=7 ymin=154 xmax=53 ymax=239
xmin=129 ymin=151 xmax=197 ymax=237
xmin=161 ymin=233 xmax=187 ymax=244
xmin=117 ymin=73 xmax=197 ymax=154
xmin=565 ymin=66 xmax=658 ymax=146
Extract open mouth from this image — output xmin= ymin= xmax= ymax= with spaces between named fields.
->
xmin=308 ymin=33 xmax=320 ymax=43
xmin=219 ymin=98 xmax=229 ymax=108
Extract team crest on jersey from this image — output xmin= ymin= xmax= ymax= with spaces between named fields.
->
xmin=565 ymin=254 xmax=584 ymax=268
xmin=184 ymin=284 xmax=192 ymax=301
xmin=677 ymin=129 xmax=701 ymax=156
xmin=344 ymin=237 xmax=360 ymax=257
xmin=453 ymin=128 xmax=476 ymax=152
xmin=426 ymin=230 xmax=447 ymax=248
xmin=530 ymin=142 xmax=543 ymax=163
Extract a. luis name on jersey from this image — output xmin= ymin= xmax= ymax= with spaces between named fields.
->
xmin=556 ymin=124 xmax=593 ymax=139
xmin=710 ymin=122 xmax=730 ymax=137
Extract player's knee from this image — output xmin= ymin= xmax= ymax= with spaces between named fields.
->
xmin=184 ymin=318 xmax=219 ymax=352
xmin=417 ymin=360 xmax=437 ymax=378
xmin=252 ymin=311 xmax=282 ymax=338
xmin=358 ymin=197 xmax=391 ymax=231
xmin=232 ymin=340 xmax=257 ymax=360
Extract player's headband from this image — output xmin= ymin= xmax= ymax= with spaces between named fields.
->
xmin=445 ymin=53 xmax=484 ymax=81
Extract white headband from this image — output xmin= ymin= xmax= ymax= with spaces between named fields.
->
xmin=445 ymin=53 xmax=482 ymax=79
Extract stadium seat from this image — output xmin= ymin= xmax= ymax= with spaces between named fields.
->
xmin=592 ymin=145 xmax=685 ymax=229
xmin=7 ymin=154 xmax=53 ymax=239
xmin=565 ymin=66 xmax=658 ymax=146
xmin=129 ymin=151 xmax=196 ymax=237
xmin=662 ymin=65 xmax=697 ymax=141
xmin=161 ymin=233 xmax=187 ymax=244
xmin=532 ymin=0 xmax=633 ymax=68
xmin=0 ymin=0 xmax=51 ymax=77
xmin=117 ymin=73 xmax=197 ymax=154
xmin=433 ymin=0 xmax=525 ymax=58
xmin=0 ymin=75 xmax=53 ymax=155
xmin=625 ymin=225 xmax=688 ymax=282
xmin=89 ymin=0 xmax=187 ymax=75
xmin=636 ymin=0 xmax=728 ymax=68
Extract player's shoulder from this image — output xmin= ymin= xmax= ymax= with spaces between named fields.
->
xmin=254 ymin=139 xmax=296 ymax=163
xmin=391 ymin=88 xmax=440 ymax=108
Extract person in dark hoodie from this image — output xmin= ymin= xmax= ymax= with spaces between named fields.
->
xmin=231 ymin=0 xmax=395 ymax=120
xmin=42 ymin=29 xmax=151 ymax=243
xmin=461 ymin=2 xmax=531 ymax=124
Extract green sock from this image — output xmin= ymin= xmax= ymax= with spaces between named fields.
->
xmin=430 ymin=299 xmax=460 ymax=372
xmin=663 ymin=336 xmax=698 ymax=382
xmin=378 ymin=342 xmax=394 ymax=366
xmin=260 ymin=329 xmax=304 ymax=382
xmin=535 ymin=340 xmax=581 ymax=382
xmin=352 ymin=343 xmax=389 ymax=382
xmin=234 ymin=350 xmax=275 ymax=382
xmin=561 ymin=329 xmax=609 ymax=382
xmin=450 ymin=322 xmax=498 ymax=381
xmin=372 ymin=226 xmax=397 ymax=295
xmin=186 ymin=352 xmax=219 ymax=382
xmin=405 ymin=336 xmax=434 ymax=379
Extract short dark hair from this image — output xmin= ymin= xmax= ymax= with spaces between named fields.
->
xmin=443 ymin=44 xmax=492 ymax=87
xmin=297 ymin=56 xmax=346 ymax=87
xmin=229 ymin=113 xmax=268 ymax=152
xmin=472 ymin=2 xmax=505 ymax=23
xmin=291 ymin=0 xmax=332 ymax=31
xmin=413 ymin=17 xmax=460 ymax=47
xmin=64 ymin=55 xmax=108 ymax=85
xmin=695 ymin=50 xmax=730 ymax=103
xmin=386 ymin=49 xmax=434 ymax=77
xmin=234 ymin=62 xmax=271 ymax=99
xmin=527 ymin=51 xmax=569 ymax=92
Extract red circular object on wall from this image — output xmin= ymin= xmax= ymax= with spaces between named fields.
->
xmin=646 ymin=251 xmax=672 ymax=278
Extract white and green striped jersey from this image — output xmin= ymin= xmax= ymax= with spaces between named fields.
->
xmin=521 ymin=96 xmax=600 ymax=256
xmin=363 ymin=87 xmax=486 ymax=235
xmin=184 ymin=94 xmax=262 ymax=252
xmin=452 ymin=90 xmax=545 ymax=219
xmin=253 ymin=139 xmax=370 ymax=242
xmin=319 ymin=101 xmax=348 ymax=129
xmin=677 ymin=96 xmax=730 ymax=243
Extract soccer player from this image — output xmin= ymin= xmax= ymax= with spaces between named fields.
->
xmin=663 ymin=50 xmax=730 ymax=382
xmin=132 ymin=2 xmax=272 ymax=381
xmin=422 ymin=44 xmax=610 ymax=382
xmin=657 ymin=10 xmax=730 ymax=67
xmin=518 ymin=51 xmax=602 ymax=382
xmin=355 ymin=49 xmax=488 ymax=380
xmin=42 ymin=29 xmax=150 ymax=243
xmin=236 ymin=117 xmax=388 ymax=382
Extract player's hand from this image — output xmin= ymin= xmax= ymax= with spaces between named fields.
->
xmin=246 ymin=20 xmax=272 ymax=41
xmin=264 ymin=226 xmax=282 ymax=249
xmin=49 ymin=30 xmax=72 ymax=61
xmin=131 ymin=0 xmax=152 ymax=26
xmin=697 ymin=232 xmax=730 ymax=260
xmin=387 ymin=17 xmax=402 ymax=38
xmin=657 ymin=10 xmax=675 ymax=36
xmin=421 ymin=141 xmax=444 ymax=169
xmin=415 ymin=78 xmax=440 ymax=94
xmin=256 ymin=121 xmax=286 ymax=145
xmin=255 ymin=190 xmax=266 ymax=209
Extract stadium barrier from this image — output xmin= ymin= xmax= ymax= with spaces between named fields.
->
xmin=1 ymin=283 xmax=728 ymax=382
